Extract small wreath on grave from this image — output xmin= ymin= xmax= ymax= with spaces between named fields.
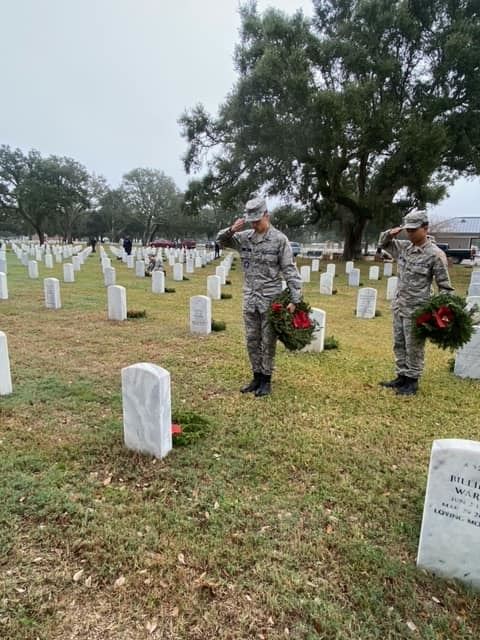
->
xmin=164 ymin=287 xmax=176 ymax=293
xmin=412 ymin=293 xmax=475 ymax=350
xmin=171 ymin=411 xmax=210 ymax=446
xmin=182 ymin=276 xmax=190 ymax=281
xmin=268 ymin=288 xmax=316 ymax=351
xmin=211 ymin=319 xmax=226 ymax=331
xmin=220 ymin=293 xmax=232 ymax=300
xmin=332 ymin=289 xmax=338 ymax=295
xmin=225 ymin=279 xmax=232 ymax=285
xmin=127 ymin=309 xmax=147 ymax=319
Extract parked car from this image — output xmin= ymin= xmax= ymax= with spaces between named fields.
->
xmin=181 ymin=239 xmax=196 ymax=249
xmin=150 ymin=239 xmax=175 ymax=248
xmin=289 ymin=241 xmax=302 ymax=257
xmin=435 ymin=242 xmax=472 ymax=264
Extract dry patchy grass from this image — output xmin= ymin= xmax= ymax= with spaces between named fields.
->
xmin=0 ymin=249 xmax=479 ymax=639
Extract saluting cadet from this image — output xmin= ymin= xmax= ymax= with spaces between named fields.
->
xmin=216 ymin=197 xmax=302 ymax=397
xmin=378 ymin=210 xmax=454 ymax=396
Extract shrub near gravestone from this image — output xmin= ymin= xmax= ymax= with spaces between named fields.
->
xmin=171 ymin=411 xmax=210 ymax=446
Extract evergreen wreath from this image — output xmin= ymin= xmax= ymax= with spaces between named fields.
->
xmin=268 ymin=288 xmax=316 ymax=351
xmin=412 ymin=293 xmax=475 ymax=350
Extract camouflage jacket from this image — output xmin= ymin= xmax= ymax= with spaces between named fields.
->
xmin=379 ymin=231 xmax=454 ymax=316
xmin=216 ymin=224 xmax=302 ymax=312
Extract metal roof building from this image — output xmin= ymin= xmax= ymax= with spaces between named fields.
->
xmin=432 ymin=217 xmax=480 ymax=249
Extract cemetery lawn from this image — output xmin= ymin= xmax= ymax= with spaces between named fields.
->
xmin=1 ymin=251 xmax=480 ymax=640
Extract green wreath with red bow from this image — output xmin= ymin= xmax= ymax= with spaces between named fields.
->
xmin=412 ymin=293 xmax=475 ymax=350
xmin=268 ymin=289 xmax=317 ymax=351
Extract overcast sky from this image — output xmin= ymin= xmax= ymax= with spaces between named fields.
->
xmin=1 ymin=0 xmax=478 ymax=220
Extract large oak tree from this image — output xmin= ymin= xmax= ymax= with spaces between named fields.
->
xmin=180 ymin=0 xmax=480 ymax=258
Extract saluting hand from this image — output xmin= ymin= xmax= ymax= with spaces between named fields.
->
xmin=230 ymin=218 xmax=245 ymax=233
xmin=389 ymin=226 xmax=403 ymax=237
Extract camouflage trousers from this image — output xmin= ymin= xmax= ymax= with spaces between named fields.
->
xmin=243 ymin=308 xmax=277 ymax=376
xmin=393 ymin=311 xmax=426 ymax=379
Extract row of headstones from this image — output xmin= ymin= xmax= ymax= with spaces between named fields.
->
xmin=304 ymin=265 xmax=399 ymax=300
xmin=109 ymin=243 xmax=215 ymax=266
xmin=301 ymin=263 xmax=391 ymax=284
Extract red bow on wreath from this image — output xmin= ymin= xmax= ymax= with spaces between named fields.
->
xmin=271 ymin=302 xmax=283 ymax=313
xmin=416 ymin=311 xmax=433 ymax=327
xmin=433 ymin=305 xmax=455 ymax=329
xmin=292 ymin=310 xmax=312 ymax=330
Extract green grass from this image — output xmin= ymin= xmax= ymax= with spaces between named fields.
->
xmin=0 ymin=249 xmax=479 ymax=639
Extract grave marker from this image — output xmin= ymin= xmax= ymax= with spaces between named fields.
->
xmin=348 ymin=268 xmax=360 ymax=287
xmin=207 ymin=275 xmax=221 ymax=300
xmin=454 ymin=327 xmax=480 ymax=379
xmin=0 ymin=331 xmax=13 ymax=395
xmin=152 ymin=270 xmax=165 ymax=294
xmin=356 ymin=287 xmax=377 ymax=319
xmin=108 ymin=285 xmax=127 ymax=321
xmin=302 ymin=308 xmax=326 ymax=352
xmin=0 ymin=273 xmax=8 ymax=300
xmin=320 ymin=272 xmax=333 ymax=295
xmin=121 ymin=363 xmax=172 ymax=459
xmin=44 ymin=278 xmax=62 ymax=309
xmin=190 ymin=295 xmax=212 ymax=335
xmin=417 ymin=439 xmax=480 ymax=590
xmin=63 ymin=263 xmax=75 ymax=283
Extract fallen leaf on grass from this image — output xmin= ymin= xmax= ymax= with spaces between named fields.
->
xmin=103 ymin=475 xmax=113 ymax=486
xmin=114 ymin=575 xmax=126 ymax=588
xmin=432 ymin=596 xmax=441 ymax=604
xmin=85 ymin=576 xmax=92 ymax=588
xmin=406 ymin=620 xmax=417 ymax=632
xmin=146 ymin=620 xmax=158 ymax=634
xmin=177 ymin=553 xmax=186 ymax=565
xmin=171 ymin=606 xmax=179 ymax=617
xmin=325 ymin=524 xmax=334 ymax=534
xmin=73 ymin=569 xmax=84 ymax=582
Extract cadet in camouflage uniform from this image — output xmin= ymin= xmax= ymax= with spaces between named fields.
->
xmin=378 ymin=210 xmax=454 ymax=396
xmin=216 ymin=197 xmax=302 ymax=397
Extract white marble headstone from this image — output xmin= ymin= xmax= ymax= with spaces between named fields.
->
xmin=63 ymin=263 xmax=75 ymax=283
xmin=186 ymin=258 xmax=194 ymax=274
xmin=215 ymin=265 xmax=226 ymax=285
xmin=300 ymin=266 xmax=311 ymax=283
xmin=72 ymin=255 xmax=81 ymax=272
xmin=356 ymin=287 xmax=377 ymax=319
xmin=311 ymin=259 xmax=320 ymax=272
xmin=107 ymin=285 xmax=127 ymax=321
xmin=368 ymin=266 xmax=379 ymax=280
xmin=104 ymin=266 xmax=116 ymax=287
xmin=126 ymin=255 xmax=135 ymax=269
xmin=417 ymin=439 xmax=480 ymax=590
xmin=0 ymin=258 xmax=7 ymax=274
xmin=152 ymin=270 xmax=165 ymax=294
xmin=135 ymin=260 xmax=145 ymax=278
xmin=45 ymin=254 xmax=53 ymax=269
xmin=207 ymin=275 xmax=221 ymax=300
xmin=190 ymin=295 xmax=212 ymax=335
xmin=454 ymin=327 xmax=480 ymax=379
xmin=383 ymin=262 xmax=393 ymax=277
xmin=468 ymin=283 xmax=480 ymax=297
xmin=44 ymin=278 xmax=62 ymax=309
xmin=345 ymin=261 xmax=354 ymax=274
xmin=121 ymin=363 xmax=172 ymax=459
xmin=326 ymin=263 xmax=336 ymax=277
xmin=302 ymin=308 xmax=326 ymax=352
xmin=0 ymin=273 xmax=8 ymax=300
xmin=28 ymin=260 xmax=39 ymax=279
xmin=319 ymin=272 xmax=333 ymax=295
xmin=348 ymin=268 xmax=360 ymax=287
xmin=386 ymin=276 xmax=398 ymax=300
xmin=470 ymin=270 xmax=480 ymax=285
xmin=173 ymin=263 xmax=184 ymax=281
xmin=0 ymin=331 xmax=13 ymax=395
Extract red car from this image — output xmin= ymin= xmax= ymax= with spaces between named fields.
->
xmin=181 ymin=239 xmax=196 ymax=249
xmin=150 ymin=239 xmax=175 ymax=248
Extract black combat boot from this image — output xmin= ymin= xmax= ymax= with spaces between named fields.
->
xmin=240 ymin=372 xmax=262 ymax=393
xmin=379 ymin=375 xmax=406 ymax=388
xmin=255 ymin=374 xmax=272 ymax=397
xmin=395 ymin=377 xmax=418 ymax=396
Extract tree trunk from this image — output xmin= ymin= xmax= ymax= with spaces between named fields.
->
xmin=342 ymin=217 xmax=367 ymax=261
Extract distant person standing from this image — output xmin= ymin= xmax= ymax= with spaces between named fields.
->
xmin=123 ymin=237 xmax=132 ymax=256
xmin=378 ymin=211 xmax=454 ymax=396
xmin=90 ymin=237 xmax=97 ymax=252
xmin=216 ymin=197 xmax=302 ymax=397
